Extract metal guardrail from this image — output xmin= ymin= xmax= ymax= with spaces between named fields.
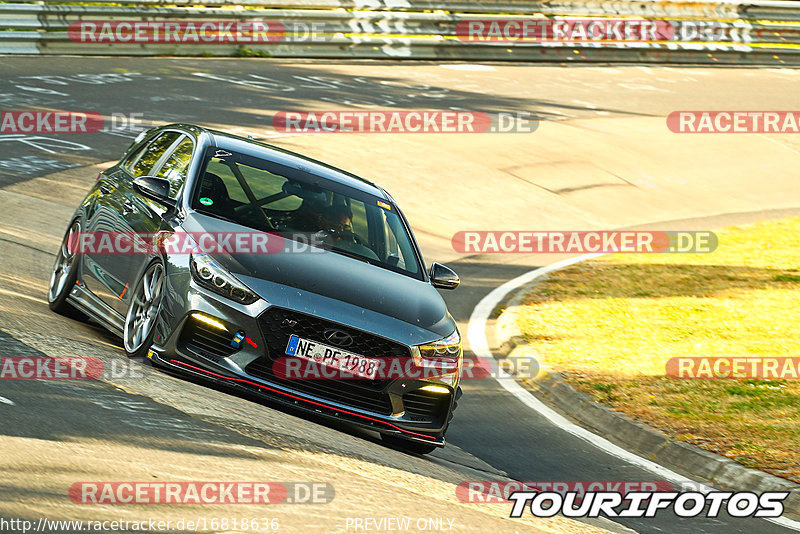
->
xmin=0 ymin=0 xmax=799 ymax=63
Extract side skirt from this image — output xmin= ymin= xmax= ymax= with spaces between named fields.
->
xmin=68 ymin=283 xmax=125 ymax=337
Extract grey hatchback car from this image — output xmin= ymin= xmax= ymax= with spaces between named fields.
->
xmin=48 ymin=124 xmax=463 ymax=454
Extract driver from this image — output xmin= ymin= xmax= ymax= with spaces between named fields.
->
xmin=320 ymin=204 xmax=380 ymax=261
xmin=324 ymin=205 xmax=354 ymax=239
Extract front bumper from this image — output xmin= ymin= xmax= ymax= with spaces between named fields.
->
xmin=150 ymin=282 xmax=457 ymax=447
xmin=149 ymin=350 xmax=447 ymax=447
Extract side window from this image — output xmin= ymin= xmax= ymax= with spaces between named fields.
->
xmin=205 ymin=158 xmax=249 ymax=204
xmin=155 ymin=137 xmax=193 ymax=198
xmin=377 ymin=208 xmax=418 ymax=274
xmin=129 ymin=132 xmax=181 ymax=177
xmin=123 ymin=141 xmax=149 ymax=170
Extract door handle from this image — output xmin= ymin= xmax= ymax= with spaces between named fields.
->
xmin=122 ymin=199 xmax=135 ymax=214
xmin=99 ymin=183 xmax=112 ymax=195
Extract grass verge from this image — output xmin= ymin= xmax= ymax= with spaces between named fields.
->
xmin=516 ymin=217 xmax=800 ymax=481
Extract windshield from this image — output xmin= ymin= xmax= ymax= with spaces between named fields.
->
xmin=190 ymin=147 xmax=422 ymax=278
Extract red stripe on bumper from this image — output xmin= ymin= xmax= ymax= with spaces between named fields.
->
xmin=169 ymin=359 xmax=438 ymax=441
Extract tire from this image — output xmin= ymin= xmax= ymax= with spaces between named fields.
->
xmin=48 ymin=219 xmax=82 ymax=316
xmin=381 ymin=434 xmax=438 ymax=455
xmin=123 ymin=260 xmax=165 ymax=359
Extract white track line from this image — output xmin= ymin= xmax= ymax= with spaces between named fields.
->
xmin=0 ymin=395 xmax=15 ymax=406
xmin=467 ymin=254 xmax=800 ymax=530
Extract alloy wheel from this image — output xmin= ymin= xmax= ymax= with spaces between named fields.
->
xmin=123 ymin=262 xmax=164 ymax=354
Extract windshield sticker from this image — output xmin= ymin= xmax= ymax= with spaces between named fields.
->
xmin=199 ymin=197 xmax=214 ymax=206
xmin=377 ymin=200 xmax=391 ymax=210
xmin=214 ymin=149 xmax=232 ymax=158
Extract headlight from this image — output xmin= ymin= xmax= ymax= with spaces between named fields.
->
xmin=190 ymin=253 xmax=259 ymax=305
xmin=412 ymin=329 xmax=462 ymax=374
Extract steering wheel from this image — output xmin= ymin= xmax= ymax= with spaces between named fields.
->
xmin=350 ymin=232 xmax=369 ymax=247
xmin=336 ymin=229 xmax=356 ymax=242
xmin=326 ymin=228 xmax=368 ymax=246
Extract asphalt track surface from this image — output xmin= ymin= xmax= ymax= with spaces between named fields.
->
xmin=1 ymin=58 xmax=800 ymax=534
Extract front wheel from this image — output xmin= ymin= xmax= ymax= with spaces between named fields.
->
xmin=123 ymin=261 xmax=165 ymax=359
xmin=48 ymin=219 xmax=82 ymax=315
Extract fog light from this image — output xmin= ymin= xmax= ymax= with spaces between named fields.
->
xmin=191 ymin=312 xmax=227 ymax=331
xmin=419 ymin=385 xmax=451 ymax=394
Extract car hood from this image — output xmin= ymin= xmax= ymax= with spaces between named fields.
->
xmin=182 ymin=214 xmax=455 ymax=343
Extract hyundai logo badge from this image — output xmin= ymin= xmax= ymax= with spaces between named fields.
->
xmin=323 ymin=329 xmax=353 ymax=347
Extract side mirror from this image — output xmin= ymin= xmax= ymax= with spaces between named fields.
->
xmin=430 ymin=262 xmax=460 ymax=290
xmin=133 ymin=176 xmax=176 ymax=208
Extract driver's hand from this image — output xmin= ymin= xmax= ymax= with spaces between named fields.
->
xmin=338 ymin=230 xmax=357 ymax=242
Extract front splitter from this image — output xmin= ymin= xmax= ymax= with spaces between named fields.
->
xmin=147 ymin=349 xmax=446 ymax=448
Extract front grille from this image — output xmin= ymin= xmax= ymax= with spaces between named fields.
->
xmin=402 ymin=389 xmax=450 ymax=426
xmin=246 ymin=307 xmax=410 ymax=416
xmin=178 ymin=317 xmax=237 ymax=361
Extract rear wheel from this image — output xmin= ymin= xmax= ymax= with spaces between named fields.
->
xmin=48 ymin=219 xmax=82 ymax=315
xmin=123 ymin=261 xmax=165 ymax=359
xmin=381 ymin=434 xmax=438 ymax=455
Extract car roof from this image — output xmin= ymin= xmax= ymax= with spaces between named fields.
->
xmin=164 ymin=124 xmax=391 ymax=200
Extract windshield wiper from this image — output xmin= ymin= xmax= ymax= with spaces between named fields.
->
xmin=328 ymin=247 xmax=376 ymax=265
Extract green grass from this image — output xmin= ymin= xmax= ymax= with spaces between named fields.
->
xmin=516 ymin=217 xmax=800 ymax=482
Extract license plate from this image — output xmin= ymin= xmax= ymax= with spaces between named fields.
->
xmin=285 ymin=334 xmax=382 ymax=380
